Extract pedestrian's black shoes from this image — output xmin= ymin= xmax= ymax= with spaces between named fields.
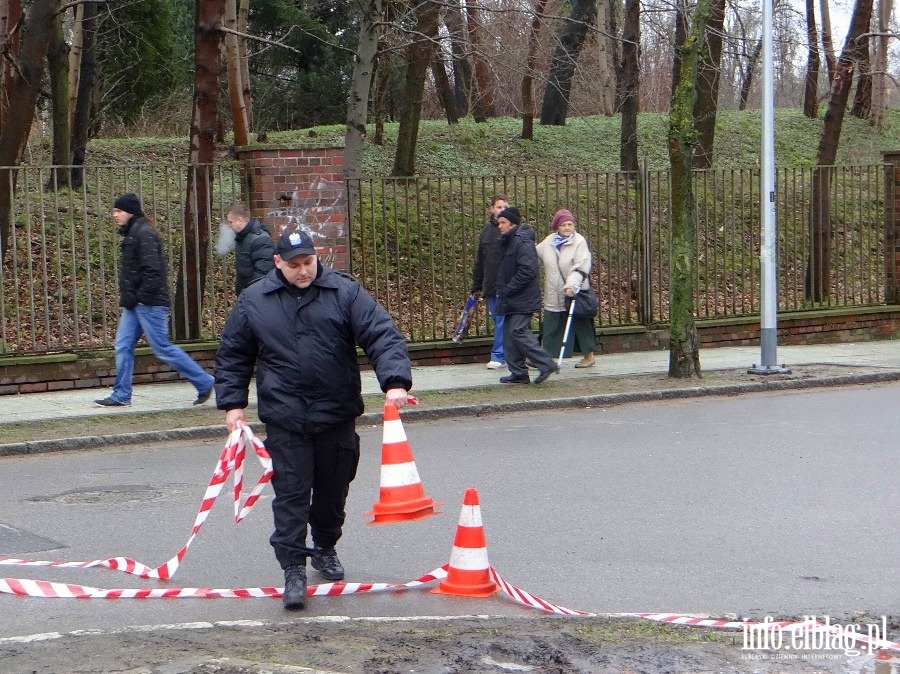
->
xmin=282 ymin=565 xmax=307 ymax=610
xmin=311 ymin=547 xmax=344 ymax=581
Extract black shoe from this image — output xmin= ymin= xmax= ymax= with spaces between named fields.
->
xmin=533 ymin=366 xmax=560 ymax=384
xmin=311 ymin=546 xmax=344 ymax=581
xmin=499 ymin=374 xmax=530 ymax=384
xmin=94 ymin=396 xmax=130 ymax=407
xmin=192 ymin=387 xmax=213 ymax=406
xmin=282 ymin=565 xmax=307 ymax=610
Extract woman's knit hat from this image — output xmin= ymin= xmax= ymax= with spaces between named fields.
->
xmin=550 ymin=209 xmax=574 ymax=232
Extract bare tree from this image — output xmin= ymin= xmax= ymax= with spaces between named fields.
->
xmin=346 ymin=0 xmax=386 ymax=180
xmin=0 ymin=0 xmax=58 ymax=259
xmin=466 ymin=0 xmax=495 ymax=120
xmin=870 ymin=0 xmax=892 ymax=130
xmin=173 ymin=0 xmax=224 ymax=340
xmin=392 ymin=0 xmax=441 ymax=177
xmin=71 ymin=0 xmax=97 ymax=188
xmin=803 ymin=0 xmax=821 ymax=117
xmin=432 ymin=45 xmax=460 ymax=124
xmin=619 ymin=0 xmax=640 ymax=172
xmin=668 ymin=0 xmax=710 ymax=379
xmin=692 ymin=0 xmax=726 ymax=169
xmin=820 ymin=0 xmax=837 ymax=85
xmin=805 ymin=0 xmax=874 ymax=302
xmin=540 ymin=0 xmax=598 ymax=125
xmin=522 ymin=0 xmax=549 ymax=139
xmin=850 ymin=14 xmax=873 ymax=118
xmin=224 ymin=0 xmax=249 ymax=146
xmin=444 ymin=1 xmax=475 ymax=117
xmin=46 ymin=6 xmax=71 ymax=189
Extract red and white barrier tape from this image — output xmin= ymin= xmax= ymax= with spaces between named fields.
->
xmin=0 ymin=423 xmax=272 ymax=580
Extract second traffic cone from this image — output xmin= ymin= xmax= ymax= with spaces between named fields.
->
xmin=366 ymin=403 xmax=441 ymax=525
xmin=432 ymin=488 xmax=498 ymax=597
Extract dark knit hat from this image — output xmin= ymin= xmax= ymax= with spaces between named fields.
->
xmin=275 ymin=229 xmax=316 ymax=260
xmin=114 ymin=193 xmax=143 ymax=216
xmin=497 ymin=207 xmax=521 ymax=225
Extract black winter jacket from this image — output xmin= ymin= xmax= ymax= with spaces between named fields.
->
xmin=234 ymin=218 xmax=275 ymax=294
xmin=214 ymin=265 xmax=413 ymax=434
xmin=471 ymin=216 xmax=502 ymax=296
xmin=495 ymin=223 xmax=541 ymax=315
xmin=118 ymin=215 xmax=169 ymax=309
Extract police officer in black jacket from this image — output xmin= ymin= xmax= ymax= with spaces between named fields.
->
xmin=214 ymin=228 xmax=413 ymax=610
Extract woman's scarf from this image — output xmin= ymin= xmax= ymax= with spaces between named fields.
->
xmin=553 ymin=232 xmax=573 ymax=250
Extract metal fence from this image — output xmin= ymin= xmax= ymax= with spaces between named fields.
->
xmin=0 ymin=162 xmax=891 ymax=356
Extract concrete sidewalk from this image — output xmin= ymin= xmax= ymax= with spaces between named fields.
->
xmin=1 ymin=340 xmax=898 ymax=427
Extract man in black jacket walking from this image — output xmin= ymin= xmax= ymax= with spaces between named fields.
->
xmin=214 ymin=228 xmax=413 ymax=611
xmin=494 ymin=207 xmax=559 ymax=385
xmin=470 ymin=195 xmax=508 ymax=369
xmin=94 ymin=193 xmax=215 ymax=408
xmin=222 ymin=201 xmax=275 ymax=294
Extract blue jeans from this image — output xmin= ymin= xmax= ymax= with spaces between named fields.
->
xmin=486 ymin=296 xmax=505 ymax=364
xmin=110 ymin=305 xmax=215 ymax=403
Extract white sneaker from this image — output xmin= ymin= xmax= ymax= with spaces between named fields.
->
xmin=486 ymin=360 xmax=504 ymax=370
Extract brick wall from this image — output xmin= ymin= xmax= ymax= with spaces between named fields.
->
xmin=2 ymin=309 xmax=897 ymax=394
xmin=237 ymin=143 xmax=349 ymax=270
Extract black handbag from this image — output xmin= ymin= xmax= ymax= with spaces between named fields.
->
xmin=560 ymin=268 xmax=599 ymax=317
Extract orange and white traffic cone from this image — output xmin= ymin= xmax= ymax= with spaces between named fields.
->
xmin=432 ymin=487 xmax=498 ymax=597
xmin=366 ymin=403 xmax=441 ymax=525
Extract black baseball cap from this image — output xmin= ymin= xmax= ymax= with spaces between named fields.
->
xmin=275 ymin=229 xmax=316 ymax=260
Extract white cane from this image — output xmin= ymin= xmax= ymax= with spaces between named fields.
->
xmin=558 ymin=292 xmax=578 ymax=367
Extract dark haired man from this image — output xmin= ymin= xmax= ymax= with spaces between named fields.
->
xmin=95 ymin=193 xmax=215 ymax=408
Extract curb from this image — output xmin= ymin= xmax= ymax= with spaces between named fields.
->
xmin=2 ymin=370 xmax=898 ymax=457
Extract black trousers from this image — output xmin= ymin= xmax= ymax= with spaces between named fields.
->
xmin=503 ymin=313 xmax=557 ymax=377
xmin=264 ymin=421 xmax=360 ymax=569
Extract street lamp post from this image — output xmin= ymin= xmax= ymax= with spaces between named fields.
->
xmin=749 ymin=0 xmax=790 ymax=375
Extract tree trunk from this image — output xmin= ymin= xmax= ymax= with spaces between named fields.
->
xmin=236 ymin=0 xmax=252 ymax=132
xmin=391 ymin=0 xmax=440 ymax=177
xmin=443 ymin=2 xmax=474 ymax=118
xmin=850 ymin=23 xmax=872 ymax=119
xmin=594 ymin=0 xmax=615 ymax=115
xmin=224 ymin=0 xmax=249 ymax=146
xmin=432 ymin=45 xmax=459 ymax=124
xmin=466 ymin=0 xmax=494 ymax=121
xmin=346 ymin=0 xmax=385 ymax=179
xmin=540 ymin=0 xmax=597 ymax=125
xmin=820 ymin=0 xmax=837 ymax=85
xmin=692 ymin=0 xmax=725 ymax=169
xmin=0 ymin=0 xmax=57 ymax=260
xmin=70 ymin=0 xmax=97 ymax=189
xmin=667 ymin=0 xmax=709 ymax=379
xmin=0 ymin=0 xmax=22 ymax=135
xmin=521 ymin=0 xmax=549 ymax=140
xmin=870 ymin=0 xmax=891 ymax=131
xmin=619 ymin=0 xmax=640 ymax=172
xmin=803 ymin=0 xmax=820 ymax=118
xmin=738 ymin=37 xmax=762 ymax=111
xmin=805 ymin=0 xmax=874 ymax=302
xmin=611 ymin=0 xmax=625 ymax=112
xmin=372 ymin=54 xmax=391 ymax=146
xmin=46 ymin=7 xmax=71 ymax=190
xmin=68 ymin=2 xmax=83 ymax=130
xmin=173 ymin=0 xmax=224 ymax=341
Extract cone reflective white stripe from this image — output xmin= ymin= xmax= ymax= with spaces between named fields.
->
xmin=366 ymin=404 xmax=441 ymax=524
xmin=433 ymin=488 xmax=498 ymax=597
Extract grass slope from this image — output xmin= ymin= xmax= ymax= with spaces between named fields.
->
xmin=70 ymin=108 xmax=900 ymax=174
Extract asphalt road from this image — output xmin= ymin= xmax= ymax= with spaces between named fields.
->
xmin=1 ymin=383 xmax=898 ymax=640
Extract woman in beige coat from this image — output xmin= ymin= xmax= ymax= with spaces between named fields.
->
xmin=535 ymin=209 xmax=597 ymax=367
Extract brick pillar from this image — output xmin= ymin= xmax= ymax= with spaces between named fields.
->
xmin=236 ymin=143 xmax=348 ymax=270
xmin=885 ymin=152 xmax=900 ymax=303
